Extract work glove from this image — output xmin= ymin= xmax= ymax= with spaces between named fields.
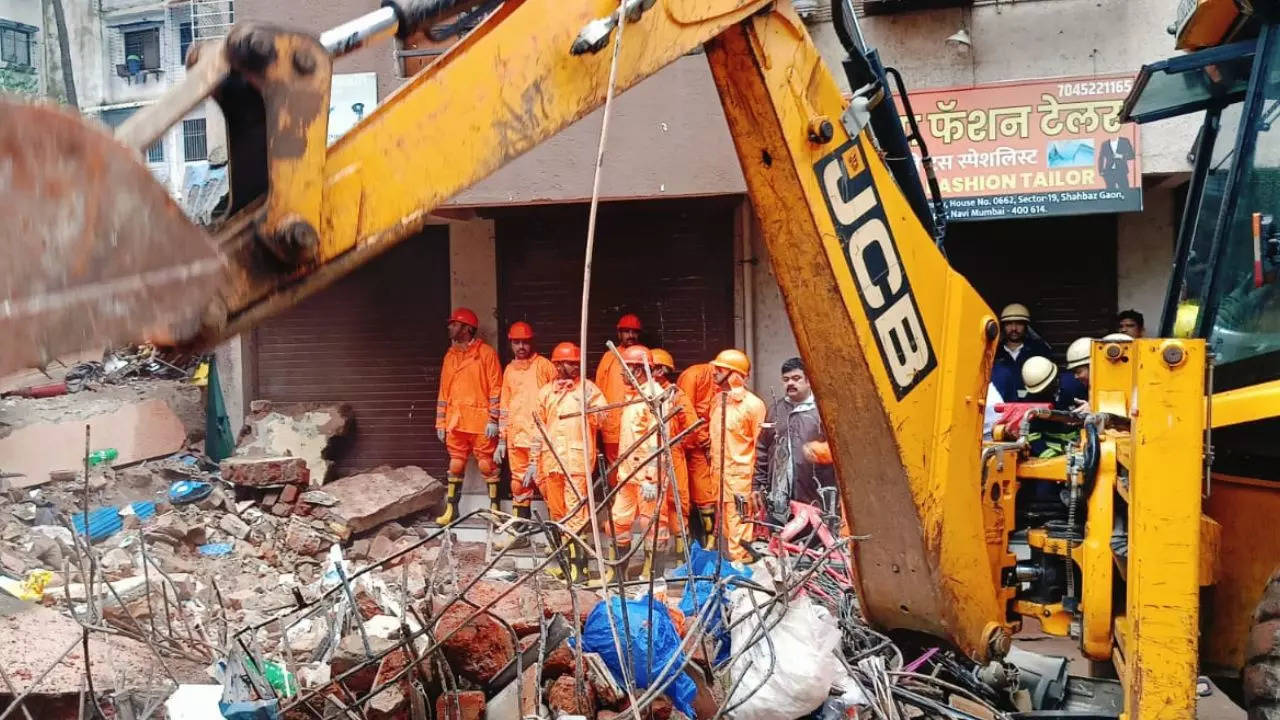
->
xmin=437 ymin=428 xmax=446 ymax=443
xmin=522 ymin=462 xmax=538 ymax=489
xmin=485 ymin=421 xmax=499 ymax=439
xmin=641 ymin=482 xmax=658 ymax=502
xmin=494 ymin=439 xmax=507 ymax=464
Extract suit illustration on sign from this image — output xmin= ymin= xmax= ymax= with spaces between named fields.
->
xmin=1098 ymin=136 xmax=1135 ymax=190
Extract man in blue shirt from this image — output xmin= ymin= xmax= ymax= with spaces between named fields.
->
xmin=990 ymin=303 xmax=1053 ymax=402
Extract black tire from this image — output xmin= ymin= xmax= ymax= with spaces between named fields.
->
xmin=1245 ymin=567 xmax=1280 ymax=720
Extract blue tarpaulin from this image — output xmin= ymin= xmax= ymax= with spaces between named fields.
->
xmin=577 ymin=594 xmax=697 ymax=718
xmin=669 ymin=543 xmax=751 ymax=666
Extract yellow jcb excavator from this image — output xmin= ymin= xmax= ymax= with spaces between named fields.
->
xmin=3 ymin=0 xmax=1280 ymax=717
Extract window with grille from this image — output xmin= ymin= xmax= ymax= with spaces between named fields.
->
xmin=183 ymin=118 xmax=207 ymax=162
xmin=123 ymin=27 xmax=160 ymax=71
xmin=146 ymin=139 xmax=164 ymax=164
xmin=0 ymin=25 xmax=33 ymax=68
xmin=179 ymin=22 xmax=193 ymax=64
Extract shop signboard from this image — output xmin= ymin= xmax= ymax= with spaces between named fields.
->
xmin=904 ymin=74 xmax=1142 ymax=221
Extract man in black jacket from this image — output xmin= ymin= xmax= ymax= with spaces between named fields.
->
xmin=753 ymin=358 xmax=836 ymax=524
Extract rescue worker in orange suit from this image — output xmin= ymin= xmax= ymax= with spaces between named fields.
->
xmin=528 ymin=342 xmax=607 ymax=581
xmin=651 ymin=348 xmax=699 ymax=554
xmin=493 ymin=321 xmax=556 ymax=549
xmin=610 ymin=345 xmax=669 ymax=579
xmin=707 ymin=349 xmax=766 ymax=562
xmin=595 ymin=313 xmax=643 ymax=479
xmin=435 ymin=307 xmax=503 ymax=525
xmin=676 ymin=359 xmax=718 ymax=545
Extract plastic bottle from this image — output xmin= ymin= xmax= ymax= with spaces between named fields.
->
xmin=87 ymin=448 xmax=118 ymax=467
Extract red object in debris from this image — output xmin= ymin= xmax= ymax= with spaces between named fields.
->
xmin=3 ymin=381 xmax=69 ymax=399
xmin=435 ymin=691 xmax=485 ymax=720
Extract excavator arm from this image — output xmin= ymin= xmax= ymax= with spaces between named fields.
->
xmin=0 ymin=0 xmax=1012 ymax=659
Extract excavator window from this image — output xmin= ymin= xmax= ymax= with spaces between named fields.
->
xmin=1128 ymin=25 xmax=1280 ymax=391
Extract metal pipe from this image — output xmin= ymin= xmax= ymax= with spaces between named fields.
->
xmin=320 ymin=7 xmax=399 ymax=57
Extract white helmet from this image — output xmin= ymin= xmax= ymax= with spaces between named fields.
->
xmin=1066 ymin=337 xmax=1092 ymax=370
xmin=1102 ymin=332 xmax=1133 ymax=341
xmin=1022 ymin=356 xmax=1059 ymax=395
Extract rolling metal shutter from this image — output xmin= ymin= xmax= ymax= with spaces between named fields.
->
xmin=253 ymin=229 xmax=450 ymax=479
xmin=946 ymin=214 xmax=1119 ymax=361
xmin=494 ymin=197 xmax=737 ymax=372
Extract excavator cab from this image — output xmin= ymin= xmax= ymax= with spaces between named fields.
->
xmin=1124 ymin=5 xmax=1280 ymax=714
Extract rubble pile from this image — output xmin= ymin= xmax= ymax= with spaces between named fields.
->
xmin=0 ymin=384 xmax=1031 ymax=720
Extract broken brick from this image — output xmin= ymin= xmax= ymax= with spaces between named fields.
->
xmin=283 ymin=518 xmax=327 ymax=556
xmin=323 ymin=466 xmax=445 ymax=537
xmin=220 ymin=456 xmax=309 ymax=487
xmin=542 ymin=644 xmax=575 ymax=679
xmin=547 ymin=674 xmax=596 ymax=717
xmin=279 ymin=483 xmax=300 ymax=504
xmin=435 ymin=691 xmax=485 ymax=720
xmin=270 ymin=503 xmax=292 ymax=517
xmin=330 ymin=633 xmax=397 ymax=695
xmin=433 ymin=601 xmax=516 ymax=685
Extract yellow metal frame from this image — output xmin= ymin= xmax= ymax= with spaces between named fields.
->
xmin=1117 ymin=339 xmax=1206 ymax=719
xmin=705 ymin=7 xmax=1011 ymax=659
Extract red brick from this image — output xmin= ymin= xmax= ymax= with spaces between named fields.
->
xmin=220 ymin=456 xmax=309 ymax=487
xmin=280 ymin=483 xmax=300 ymax=504
xmin=435 ymin=691 xmax=485 ymax=720
xmin=542 ymin=644 xmax=575 ymax=679
xmin=546 ymin=674 xmax=595 ymax=717
xmin=434 ymin=602 xmax=515 ymax=685
xmin=270 ymin=503 xmax=292 ymax=517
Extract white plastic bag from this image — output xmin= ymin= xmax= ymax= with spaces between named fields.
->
xmin=725 ymin=561 xmax=842 ymax=720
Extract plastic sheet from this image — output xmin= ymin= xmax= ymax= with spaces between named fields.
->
xmin=725 ymin=563 xmax=843 ymax=720
xmin=668 ymin=542 xmax=750 ymax=666
xmin=577 ymin=594 xmax=697 ymax=718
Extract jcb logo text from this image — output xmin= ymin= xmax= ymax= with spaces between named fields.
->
xmin=815 ymin=142 xmax=936 ymax=399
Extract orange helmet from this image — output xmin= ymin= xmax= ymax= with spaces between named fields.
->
xmin=621 ymin=345 xmax=651 ymax=366
xmin=650 ymin=348 xmax=675 ymax=371
xmin=710 ymin=348 xmax=750 ymax=376
xmin=447 ymin=307 xmax=479 ymax=328
xmin=507 ymin=321 xmax=534 ymax=340
xmin=616 ymin=313 xmax=643 ymax=331
xmin=550 ymin=342 xmax=581 ymax=363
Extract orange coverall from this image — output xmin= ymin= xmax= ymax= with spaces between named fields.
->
xmin=499 ymin=353 xmax=556 ymax=504
xmin=661 ymin=382 xmax=699 ymax=540
xmin=436 ymin=338 xmax=503 ymax=478
xmin=709 ymin=376 xmax=767 ymax=562
xmin=530 ymin=378 xmax=606 ymax=532
xmin=676 ymin=363 xmax=718 ymax=508
xmin=594 ymin=351 xmax=630 ymax=468
xmin=612 ymin=381 xmax=669 ymax=544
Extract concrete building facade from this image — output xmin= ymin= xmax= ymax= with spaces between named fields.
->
xmin=0 ymin=0 xmax=44 ymax=97
xmin=185 ymin=2 xmax=1197 ymax=489
xmin=39 ymin=0 xmax=231 ymax=199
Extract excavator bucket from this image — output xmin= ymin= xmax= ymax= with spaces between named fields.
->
xmin=0 ymin=101 xmax=224 ymax=375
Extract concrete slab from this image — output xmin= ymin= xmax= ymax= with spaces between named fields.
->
xmin=0 ymin=397 xmax=186 ymax=488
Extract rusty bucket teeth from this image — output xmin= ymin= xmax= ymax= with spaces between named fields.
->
xmin=0 ymin=100 xmax=224 ymax=375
